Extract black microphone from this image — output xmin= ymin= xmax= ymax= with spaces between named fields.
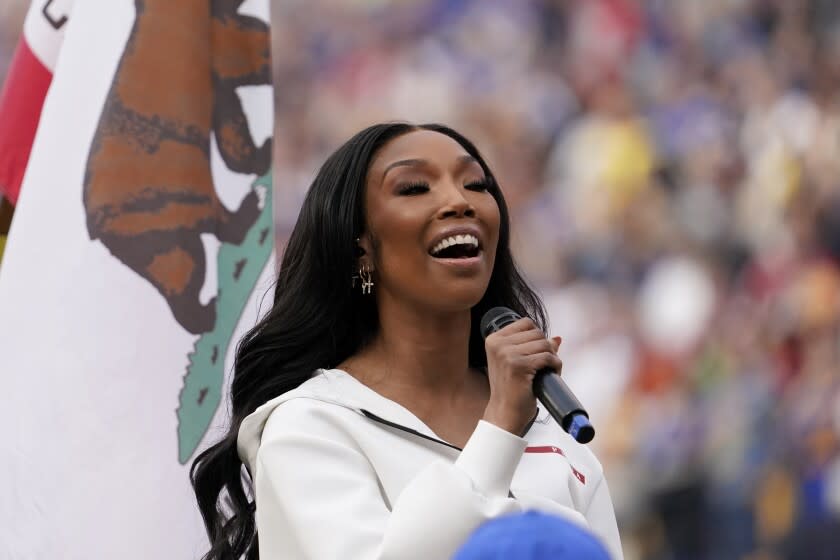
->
xmin=480 ymin=307 xmax=595 ymax=444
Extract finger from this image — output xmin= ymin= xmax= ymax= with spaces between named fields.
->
xmin=494 ymin=317 xmax=537 ymax=335
xmin=550 ymin=336 xmax=562 ymax=353
xmin=514 ymin=338 xmax=557 ymax=357
xmin=528 ymin=352 xmax=564 ymax=374
xmin=501 ymin=329 xmax=548 ymax=345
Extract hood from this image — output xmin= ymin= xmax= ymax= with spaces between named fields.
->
xmin=237 ymin=368 xmax=446 ymax=475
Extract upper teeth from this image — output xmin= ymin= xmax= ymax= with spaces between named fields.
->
xmin=431 ymin=234 xmax=479 ymax=256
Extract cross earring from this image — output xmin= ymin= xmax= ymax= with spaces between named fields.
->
xmin=360 ymin=263 xmax=374 ymax=295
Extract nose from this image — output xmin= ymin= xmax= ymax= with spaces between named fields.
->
xmin=437 ymin=182 xmax=475 ymax=219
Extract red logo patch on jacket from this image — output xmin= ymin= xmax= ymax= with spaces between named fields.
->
xmin=525 ymin=446 xmax=586 ymax=484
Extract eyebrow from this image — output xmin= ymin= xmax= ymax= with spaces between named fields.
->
xmin=382 ymin=155 xmax=479 ymax=180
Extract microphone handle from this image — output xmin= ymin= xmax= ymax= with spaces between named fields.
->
xmin=534 ymin=369 xmax=595 ymax=444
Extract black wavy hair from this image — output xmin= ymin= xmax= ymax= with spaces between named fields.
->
xmin=190 ymin=122 xmax=547 ymax=559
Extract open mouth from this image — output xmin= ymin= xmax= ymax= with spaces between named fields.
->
xmin=429 ymin=234 xmax=481 ymax=259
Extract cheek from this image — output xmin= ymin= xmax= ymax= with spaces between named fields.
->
xmin=369 ymin=208 xmax=428 ymax=266
xmin=483 ymin=198 xmax=502 ymax=248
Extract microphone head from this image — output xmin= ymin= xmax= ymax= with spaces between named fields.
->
xmin=480 ymin=307 xmax=522 ymax=339
xmin=566 ymin=413 xmax=595 ymax=444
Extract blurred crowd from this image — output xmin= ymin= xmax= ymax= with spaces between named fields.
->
xmin=3 ymin=0 xmax=840 ymax=558
xmin=0 ymin=2 xmax=25 ymax=80
xmin=269 ymin=1 xmax=840 ymax=558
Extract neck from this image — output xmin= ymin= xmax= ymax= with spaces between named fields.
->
xmin=353 ymin=295 xmax=475 ymax=399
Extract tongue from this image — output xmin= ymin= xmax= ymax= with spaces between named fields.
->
xmin=436 ymin=244 xmax=476 ymax=259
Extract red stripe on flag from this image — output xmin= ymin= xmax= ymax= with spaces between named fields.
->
xmin=0 ymin=38 xmax=53 ymax=205
xmin=525 ymin=445 xmax=587 ymax=484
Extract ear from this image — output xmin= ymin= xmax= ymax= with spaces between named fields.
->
xmin=356 ymin=235 xmax=373 ymax=262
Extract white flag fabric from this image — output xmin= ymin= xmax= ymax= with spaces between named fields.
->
xmin=0 ymin=1 xmax=275 ymax=558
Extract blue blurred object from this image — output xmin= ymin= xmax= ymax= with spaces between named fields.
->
xmin=452 ymin=511 xmax=611 ymax=560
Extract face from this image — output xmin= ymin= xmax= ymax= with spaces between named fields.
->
xmin=360 ymin=129 xmax=501 ymax=313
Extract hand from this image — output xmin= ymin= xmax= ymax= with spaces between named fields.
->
xmin=482 ymin=317 xmax=562 ymax=436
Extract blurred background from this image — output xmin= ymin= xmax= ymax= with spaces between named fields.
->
xmin=4 ymin=0 xmax=840 ymax=558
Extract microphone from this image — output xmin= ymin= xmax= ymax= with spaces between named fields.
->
xmin=480 ymin=307 xmax=595 ymax=444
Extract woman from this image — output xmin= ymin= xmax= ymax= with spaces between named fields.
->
xmin=192 ymin=123 xmax=623 ymax=559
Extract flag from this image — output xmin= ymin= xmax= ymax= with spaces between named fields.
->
xmin=0 ymin=0 xmax=71 ymax=267
xmin=0 ymin=0 xmax=69 ymax=205
xmin=0 ymin=0 xmax=275 ymax=557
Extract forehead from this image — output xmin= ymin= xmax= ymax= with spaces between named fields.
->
xmin=369 ymin=130 xmax=476 ymax=175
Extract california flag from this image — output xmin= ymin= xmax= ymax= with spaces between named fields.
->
xmin=0 ymin=0 xmax=275 ymax=557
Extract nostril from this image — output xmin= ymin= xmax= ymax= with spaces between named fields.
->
xmin=438 ymin=199 xmax=476 ymax=219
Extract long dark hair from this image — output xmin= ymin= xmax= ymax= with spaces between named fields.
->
xmin=191 ymin=122 xmax=547 ymax=559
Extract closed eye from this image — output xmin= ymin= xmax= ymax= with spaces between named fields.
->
xmin=465 ymin=178 xmax=491 ymax=192
xmin=397 ymin=181 xmax=430 ymax=196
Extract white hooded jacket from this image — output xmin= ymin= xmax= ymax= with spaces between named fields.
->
xmin=238 ymin=368 xmax=623 ymax=559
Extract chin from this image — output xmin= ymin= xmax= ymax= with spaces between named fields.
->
xmin=428 ymin=284 xmax=488 ymax=313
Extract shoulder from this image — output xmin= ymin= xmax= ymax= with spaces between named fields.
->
xmin=237 ymin=369 xmax=367 ymax=473
xmin=260 ymin=395 xmax=363 ymax=442
xmin=242 ymin=396 xmax=370 ymax=478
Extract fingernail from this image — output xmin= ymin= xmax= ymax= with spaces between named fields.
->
xmin=552 ymin=336 xmax=562 ymax=345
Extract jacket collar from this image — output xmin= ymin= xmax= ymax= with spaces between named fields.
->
xmin=238 ymin=368 xmax=445 ymax=471
xmin=237 ymin=368 xmax=551 ymax=473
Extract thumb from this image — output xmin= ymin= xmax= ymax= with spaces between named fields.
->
xmin=550 ymin=336 xmax=562 ymax=354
